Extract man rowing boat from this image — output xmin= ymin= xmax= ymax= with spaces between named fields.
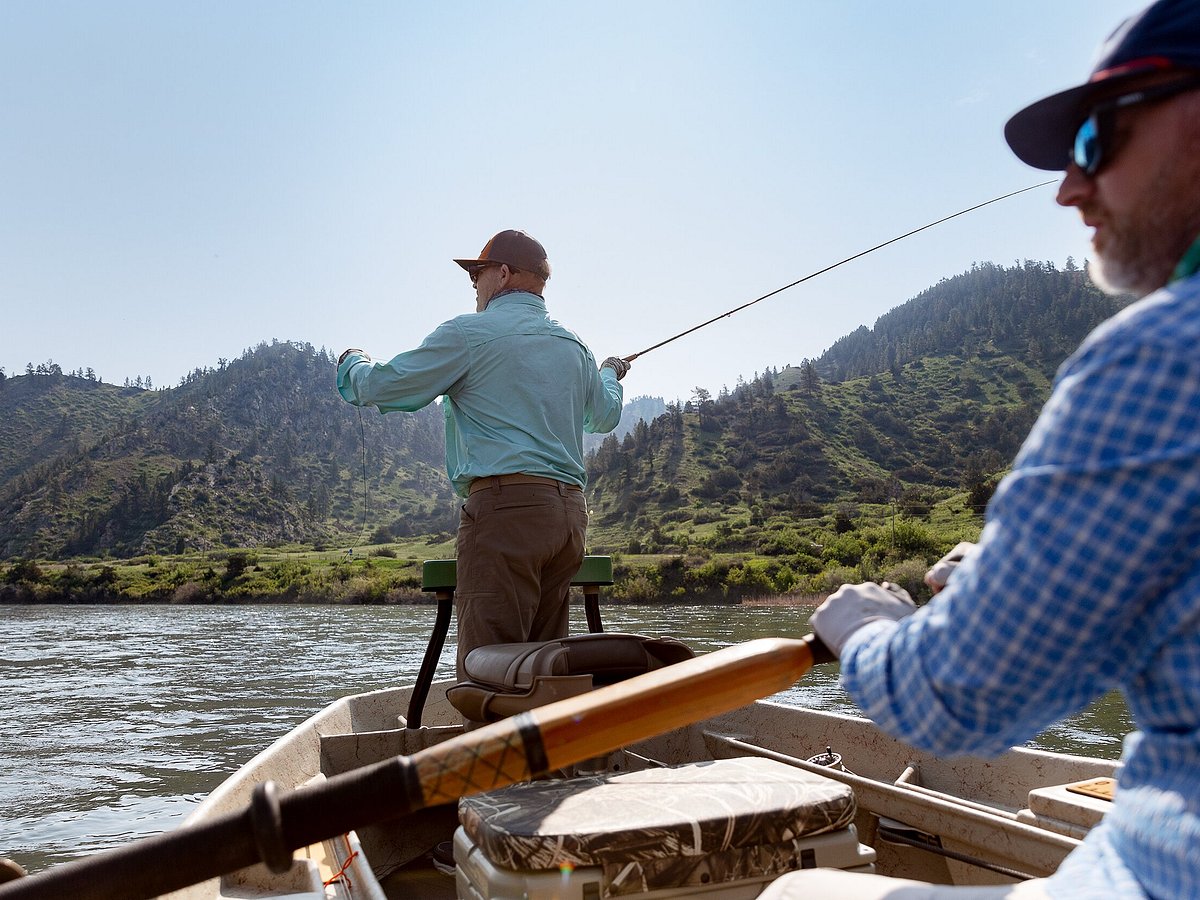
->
xmin=775 ymin=1 xmax=1200 ymax=896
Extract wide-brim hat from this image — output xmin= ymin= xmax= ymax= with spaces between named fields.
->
xmin=453 ymin=229 xmax=551 ymax=280
xmin=1005 ymin=0 xmax=1200 ymax=171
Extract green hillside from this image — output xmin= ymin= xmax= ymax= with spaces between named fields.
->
xmin=0 ymin=342 xmax=457 ymax=559
xmin=0 ymin=261 xmax=1133 ymax=603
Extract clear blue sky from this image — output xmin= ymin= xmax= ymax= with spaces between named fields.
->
xmin=1 ymin=1 xmax=1137 ymax=403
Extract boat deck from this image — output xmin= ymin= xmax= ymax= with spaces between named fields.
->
xmin=380 ymin=862 xmax=456 ymax=900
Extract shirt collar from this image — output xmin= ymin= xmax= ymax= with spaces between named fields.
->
xmin=482 ymin=289 xmax=544 ymax=309
xmin=1170 ymin=232 xmax=1200 ymax=283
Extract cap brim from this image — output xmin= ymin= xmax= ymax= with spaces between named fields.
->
xmin=1004 ymin=71 xmax=1149 ymax=171
xmin=453 ymin=258 xmax=485 ymax=271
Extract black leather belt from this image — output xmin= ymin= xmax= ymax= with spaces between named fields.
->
xmin=468 ymin=474 xmax=581 ymax=495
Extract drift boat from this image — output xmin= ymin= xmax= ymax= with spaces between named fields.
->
xmin=165 ymin=558 xmax=1115 ymax=900
xmin=158 ymin=676 xmax=1116 ymax=900
xmin=0 ymin=558 xmax=1120 ymax=900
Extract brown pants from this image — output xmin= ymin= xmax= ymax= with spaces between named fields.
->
xmin=454 ymin=481 xmax=589 ymax=681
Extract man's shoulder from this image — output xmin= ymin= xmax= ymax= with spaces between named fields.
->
xmin=467 ymin=294 xmax=589 ymax=345
xmin=1083 ymin=277 xmax=1200 ymax=355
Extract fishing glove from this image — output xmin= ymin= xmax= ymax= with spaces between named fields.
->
xmin=338 ymin=348 xmax=368 ymax=367
xmin=924 ymin=541 xmax=977 ymax=594
xmin=810 ymin=581 xmax=917 ymax=658
xmin=601 ymin=357 xmax=631 ymax=381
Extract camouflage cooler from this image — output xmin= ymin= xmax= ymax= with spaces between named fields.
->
xmin=454 ymin=757 xmax=876 ymax=899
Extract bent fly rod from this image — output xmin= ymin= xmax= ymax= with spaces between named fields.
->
xmin=622 ymin=179 xmax=1057 ymax=363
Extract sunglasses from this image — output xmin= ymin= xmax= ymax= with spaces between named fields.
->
xmin=467 ymin=263 xmax=497 ymax=286
xmin=1073 ymin=74 xmax=1200 ymax=175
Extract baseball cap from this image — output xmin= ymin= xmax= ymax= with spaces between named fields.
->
xmin=453 ymin=230 xmax=551 ymax=280
xmin=1005 ymin=0 xmax=1200 ymax=170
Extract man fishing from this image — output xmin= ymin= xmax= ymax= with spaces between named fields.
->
xmin=337 ymin=229 xmax=628 ymax=681
xmin=767 ymin=0 xmax=1200 ymax=896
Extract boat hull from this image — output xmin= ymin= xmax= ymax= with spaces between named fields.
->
xmin=167 ymin=680 xmax=1117 ymax=899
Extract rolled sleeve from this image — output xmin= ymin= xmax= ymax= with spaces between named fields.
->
xmin=584 ymin=366 xmax=623 ymax=434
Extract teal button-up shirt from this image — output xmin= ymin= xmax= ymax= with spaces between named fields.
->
xmin=337 ymin=291 xmax=623 ymax=497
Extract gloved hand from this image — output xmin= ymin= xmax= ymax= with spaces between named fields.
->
xmin=338 ymin=348 xmax=367 ymax=367
xmin=810 ymin=581 xmax=917 ymax=658
xmin=601 ymin=357 xmax=631 ymax=381
xmin=924 ymin=541 xmax=977 ymax=594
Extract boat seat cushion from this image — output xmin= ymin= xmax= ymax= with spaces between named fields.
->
xmin=447 ymin=633 xmax=694 ymax=723
xmin=459 ymin=757 xmax=857 ymax=892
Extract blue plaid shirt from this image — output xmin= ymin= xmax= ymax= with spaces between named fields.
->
xmin=841 ymin=269 xmax=1200 ymax=899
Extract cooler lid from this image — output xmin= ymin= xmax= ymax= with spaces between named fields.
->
xmin=458 ymin=757 xmax=855 ymax=872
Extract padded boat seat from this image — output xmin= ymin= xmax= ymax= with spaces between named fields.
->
xmin=456 ymin=757 xmax=868 ymax=897
xmin=447 ymin=632 xmax=694 ymax=724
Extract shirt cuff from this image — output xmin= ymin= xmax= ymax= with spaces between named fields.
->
xmin=841 ymin=618 xmax=902 ymax=660
xmin=336 ymin=353 xmax=369 ymax=404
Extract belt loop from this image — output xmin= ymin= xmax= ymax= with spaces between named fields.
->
xmin=557 ymin=480 xmax=565 ymax=496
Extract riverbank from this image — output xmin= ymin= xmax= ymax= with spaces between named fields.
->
xmin=1 ymin=544 xmax=928 ymax=606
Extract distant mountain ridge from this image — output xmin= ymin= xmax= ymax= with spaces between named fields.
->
xmin=0 ymin=262 xmax=1131 ymax=560
xmin=583 ymin=395 xmax=667 ymax=454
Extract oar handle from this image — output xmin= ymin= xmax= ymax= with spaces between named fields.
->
xmin=0 ymin=635 xmax=833 ymax=900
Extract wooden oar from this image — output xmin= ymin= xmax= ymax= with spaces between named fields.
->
xmin=0 ymin=635 xmax=833 ymax=900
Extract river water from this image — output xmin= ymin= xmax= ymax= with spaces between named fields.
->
xmin=0 ymin=603 xmax=1132 ymax=876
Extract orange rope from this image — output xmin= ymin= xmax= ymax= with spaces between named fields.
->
xmin=322 ymin=834 xmax=358 ymax=890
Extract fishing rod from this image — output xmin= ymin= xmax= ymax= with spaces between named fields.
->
xmin=621 ymin=179 xmax=1057 ymax=363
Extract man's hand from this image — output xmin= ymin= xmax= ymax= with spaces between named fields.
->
xmin=601 ymin=357 xmax=630 ymax=381
xmin=338 ymin=348 xmax=367 ymax=367
xmin=810 ymin=581 xmax=917 ymax=657
xmin=924 ymin=541 xmax=977 ymax=594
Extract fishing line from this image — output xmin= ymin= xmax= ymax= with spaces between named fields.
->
xmin=352 ymin=405 xmax=371 ymax=552
xmin=622 ymin=179 xmax=1057 ymax=363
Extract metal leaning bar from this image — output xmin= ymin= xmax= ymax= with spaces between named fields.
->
xmin=405 ymin=555 xmax=615 ymax=727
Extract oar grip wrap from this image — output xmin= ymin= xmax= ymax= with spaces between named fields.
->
xmin=413 ymin=721 xmax=538 ymax=805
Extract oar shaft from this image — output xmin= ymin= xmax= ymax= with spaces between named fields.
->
xmin=0 ymin=636 xmax=829 ymax=900
xmin=0 ymin=808 xmax=258 ymax=900
xmin=538 ymin=635 xmax=823 ymax=769
xmin=0 ymin=758 xmax=423 ymax=900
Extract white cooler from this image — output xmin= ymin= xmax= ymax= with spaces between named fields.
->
xmin=454 ymin=757 xmax=876 ymax=899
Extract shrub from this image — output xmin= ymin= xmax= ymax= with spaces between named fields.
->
xmin=224 ymin=552 xmax=253 ymax=580
xmin=5 ymin=559 xmax=43 ymax=584
xmin=757 ymin=528 xmax=801 ymax=556
xmin=171 ymin=582 xmax=212 ymax=604
xmin=891 ymin=520 xmax=940 ymax=557
xmin=822 ymin=534 xmax=865 ymax=566
xmin=881 ymin=558 xmax=935 ymax=603
xmin=726 ymin=559 xmax=775 ymax=595
xmin=812 ymin=565 xmax=859 ymax=594
xmin=612 ymin=570 xmax=661 ymax=602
